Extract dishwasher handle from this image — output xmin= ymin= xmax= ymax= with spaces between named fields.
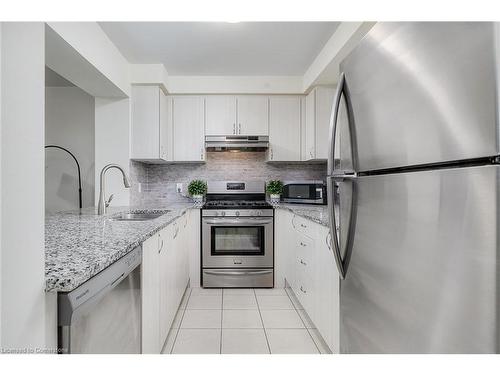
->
xmin=58 ymin=246 xmax=142 ymax=326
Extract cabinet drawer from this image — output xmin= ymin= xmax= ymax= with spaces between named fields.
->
xmin=292 ymin=215 xmax=314 ymax=236
xmin=295 ymin=232 xmax=314 ymax=269
xmin=293 ymin=267 xmax=314 ymax=312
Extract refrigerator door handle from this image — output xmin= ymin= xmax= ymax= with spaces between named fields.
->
xmin=327 ymin=175 xmax=347 ymax=279
xmin=327 ymin=72 xmax=346 ymax=176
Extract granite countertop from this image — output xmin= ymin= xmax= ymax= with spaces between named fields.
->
xmin=273 ymin=203 xmax=330 ymax=228
xmin=45 ymin=203 xmax=197 ymax=293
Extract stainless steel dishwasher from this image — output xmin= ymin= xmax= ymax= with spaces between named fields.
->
xmin=57 ymin=246 xmax=142 ymax=354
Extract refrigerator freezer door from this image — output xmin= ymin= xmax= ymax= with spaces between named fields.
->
xmin=341 ymin=22 xmax=499 ymax=172
xmin=340 ymin=165 xmax=499 ymax=353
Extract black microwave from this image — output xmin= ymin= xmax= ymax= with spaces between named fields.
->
xmin=281 ymin=181 xmax=327 ymax=205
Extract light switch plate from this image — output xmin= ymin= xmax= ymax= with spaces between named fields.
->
xmin=176 ymin=183 xmax=183 ymax=194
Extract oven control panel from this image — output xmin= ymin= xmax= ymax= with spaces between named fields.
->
xmin=227 ymin=182 xmax=245 ymax=190
xmin=202 ymin=209 xmax=274 ymax=217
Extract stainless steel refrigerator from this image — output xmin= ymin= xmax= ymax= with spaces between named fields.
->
xmin=326 ymin=22 xmax=500 ymax=354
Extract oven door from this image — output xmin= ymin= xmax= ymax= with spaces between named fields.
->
xmin=202 ymin=217 xmax=274 ymax=268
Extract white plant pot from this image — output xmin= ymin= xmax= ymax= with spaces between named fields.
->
xmin=192 ymin=194 xmax=204 ymax=204
xmin=269 ymin=194 xmax=281 ymax=204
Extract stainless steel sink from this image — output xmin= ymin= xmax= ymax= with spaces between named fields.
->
xmin=110 ymin=212 xmax=169 ymax=221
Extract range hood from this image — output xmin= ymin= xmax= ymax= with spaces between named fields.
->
xmin=205 ymin=135 xmax=269 ymax=151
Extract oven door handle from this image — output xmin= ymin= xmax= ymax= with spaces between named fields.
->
xmin=203 ymin=270 xmax=273 ymax=276
xmin=203 ymin=218 xmax=273 ymax=225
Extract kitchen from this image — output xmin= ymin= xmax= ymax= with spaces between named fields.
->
xmin=1 ymin=2 xmax=500 ymax=370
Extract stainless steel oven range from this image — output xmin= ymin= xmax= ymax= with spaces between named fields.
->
xmin=201 ymin=181 xmax=274 ymax=288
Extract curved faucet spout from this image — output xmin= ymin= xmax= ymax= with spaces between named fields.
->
xmin=97 ymin=164 xmax=131 ymax=215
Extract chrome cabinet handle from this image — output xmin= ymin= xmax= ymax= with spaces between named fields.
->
xmin=200 ymin=147 xmax=204 ymax=160
xmin=300 ymin=223 xmax=307 ymax=228
xmin=238 ymin=123 xmax=241 ymax=134
xmin=300 ymin=286 xmax=306 ymax=294
xmin=326 ymin=231 xmax=332 ymax=251
xmin=233 ymin=123 xmax=236 ymax=134
xmin=300 ymin=242 xmax=306 ymax=247
xmin=300 ymin=259 xmax=307 ymax=266
xmin=158 ymin=239 xmax=164 ymax=254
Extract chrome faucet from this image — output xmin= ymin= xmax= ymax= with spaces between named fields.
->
xmin=97 ymin=164 xmax=131 ymax=215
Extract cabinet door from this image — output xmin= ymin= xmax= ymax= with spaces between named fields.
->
xmin=188 ymin=209 xmax=201 ymax=287
xmin=159 ymin=225 xmax=176 ymax=348
xmin=268 ymin=96 xmax=301 ymax=161
xmin=131 ymin=86 xmax=160 ymax=160
xmin=205 ymin=96 xmax=237 ymax=136
xmin=300 ymin=97 xmax=307 ymax=161
xmin=172 ymin=96 xmax=205 ymax=162
xmin=160 ymin=92 xmax=172 ymax=161
xmin=237 ymin=96 xmax=269 ymax=136
xmin=173 ymin=217 xmax=185 ymax=307
xmin=314 ymin=87 xmax=334 ymax=159
xmin=304 ymin=90 xmax=316 ymax=160
xmin=275 ymin=209 xmax=295 ymax=288
xmin=294 ymin=231 xmax=315 ymax=315
xmin=141 ymin=234 xmax=160 ymax=353
xmin=314 ymin=223 xmax=339 ymax=353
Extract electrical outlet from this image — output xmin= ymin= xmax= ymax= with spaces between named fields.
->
xmin=176 ymin=183 xmax=183 ymax=194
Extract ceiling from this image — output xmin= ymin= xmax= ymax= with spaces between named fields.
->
xmin=99 ymin=22 xmax=339 ymax=76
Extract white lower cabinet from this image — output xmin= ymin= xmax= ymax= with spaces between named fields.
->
xmin=275 ymin=209 xmax=340 ymax=353
xmin=141 ymin=209 xmax=197 ymax=353
xmin=141 ymin=233 xmax=161 ymax=354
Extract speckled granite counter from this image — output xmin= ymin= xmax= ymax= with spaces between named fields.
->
xmin=45 ymin=203 xmax=196 ymax=293
xmin=273 ymin=203 xmax=330 ymax=228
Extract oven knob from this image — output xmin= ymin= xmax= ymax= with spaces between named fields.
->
xmin=235 ymin=211 xmax=240 ymax=217
xmin=221 ymin=211 xmax=226 ymax=217
xmin=215 ymin=211 xmax=219 ymax=217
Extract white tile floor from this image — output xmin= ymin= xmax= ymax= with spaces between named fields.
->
xmin=161 ymin=287 xmax=332 ymax=354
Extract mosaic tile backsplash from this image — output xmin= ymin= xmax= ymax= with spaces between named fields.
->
xmin=130 ymin=152 xmax=327 ymax=207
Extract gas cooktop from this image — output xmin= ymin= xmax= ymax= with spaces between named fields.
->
xmin=203 ymin=181 xmax=273 ymax=210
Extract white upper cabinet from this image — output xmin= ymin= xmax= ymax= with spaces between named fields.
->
xmin=303 ymin=87 xmax=335 ymax=160
xmin=268 ymin=96 xmax=302 ymax=162
xmin=131 ymin=86 xmax=170 ymax=161
xmin=205 ymin=96 xmax=237 ymax=136
xmin=160 ymin=93 xmax=173 ymax=161
xmin=171 ymin=96 xmax=206 ymax=162
xmin=236 ymin=96 xmax=269 ymax=136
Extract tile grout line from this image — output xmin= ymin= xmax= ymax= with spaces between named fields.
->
xmin=169 ymin=287 xmax=192 ymax=354
xmin=285 ymin=287 xmax=321 ymax=354
xmin=254 ymin=289 xmax=272 ymax=354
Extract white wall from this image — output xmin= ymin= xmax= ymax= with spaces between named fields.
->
xmin=46 ymin=22 xmax=130 ymax=97
xmin=45 ymin=87 xmax=95 ymax=213
xmin=1 ymin=22 xmax=47 ymax=351
xmin=95 ymin=97 xmax=131 ymax=207
xmin=45 ymin=87 xmax=95 ymax=212
xmin=167 ymin=75 xmax=303 ymax=94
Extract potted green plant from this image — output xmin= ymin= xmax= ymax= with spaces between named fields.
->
xmin=188 ymin=179 xmax=207 ymax=205
xmin=266 ymin=180 xmax=283 ymax=204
